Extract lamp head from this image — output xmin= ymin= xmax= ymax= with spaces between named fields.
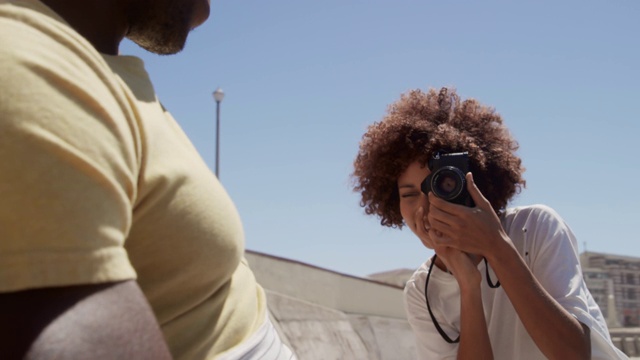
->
xmin=213 ymin=88 xmax=225 ymax=102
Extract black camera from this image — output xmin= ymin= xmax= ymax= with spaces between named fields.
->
xmin=421 ymin=151 xmax=474 ymax=207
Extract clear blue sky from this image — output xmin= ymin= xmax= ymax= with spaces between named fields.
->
xmin=121 ymin=0 xmax=640 ymax=278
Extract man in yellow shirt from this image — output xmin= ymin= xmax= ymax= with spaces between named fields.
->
xmin=0 ymin=1 xmax=294 ymax=359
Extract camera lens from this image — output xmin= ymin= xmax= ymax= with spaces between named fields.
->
xmin=431 ymin=166 xmax=465 ymax=201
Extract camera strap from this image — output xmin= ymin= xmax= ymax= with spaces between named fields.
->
xmin=424 ymin=255 xmax=460 ymax=344
xmin=424 ymin=254 xmax=501 ymax=344
xmin=485 ymin=257 xmax=500 ymax=288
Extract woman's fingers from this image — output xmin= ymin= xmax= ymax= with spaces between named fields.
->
xmin=466 ymin=172 xmax=492 ymax=212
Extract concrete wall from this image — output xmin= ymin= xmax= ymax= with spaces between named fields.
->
xmin=248 ymin=250 xmax=637 ymax=359
xmin=246 ymin=250 xmax=406 ymax=319
xmin=246 ymin=250 xmax=416 ymax=359
xmin=265 ymin=290 xmax=416 ymax=360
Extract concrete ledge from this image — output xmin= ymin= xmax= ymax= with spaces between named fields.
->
xmin=265 ymin=290 xmax=416 ymax=360
xmin=251 ymin=250 xmax=638 ymax=358
xmin=246 ymin=250 xmax=406 ymax=319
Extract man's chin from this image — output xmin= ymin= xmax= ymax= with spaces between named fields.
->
xmin=126 ymin=34 xmax=187 ymax=55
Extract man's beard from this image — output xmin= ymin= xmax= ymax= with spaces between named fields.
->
xmin=128 ymin=26 xmax=190 ymax=55
xmin=126 ymin=3 xmax=192 ymax=55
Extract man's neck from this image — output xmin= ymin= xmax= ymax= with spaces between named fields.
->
xmin=40 ymin=0 xmax=128 ymax=55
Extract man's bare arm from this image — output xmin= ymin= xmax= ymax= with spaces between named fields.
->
xmin=0 ymin=280 xmax=172 ymax=360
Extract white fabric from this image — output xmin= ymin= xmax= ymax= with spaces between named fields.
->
xmin=404 ymin=204 xmax=627 ymax=360
xmin=217 ymin=312 xmax=297 ymax=360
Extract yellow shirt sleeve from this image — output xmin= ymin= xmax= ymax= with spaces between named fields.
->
xmin=0 ymin=1 xmax=139 ymax=292
xmin=2 ymin=3 xmax=268 ymax=358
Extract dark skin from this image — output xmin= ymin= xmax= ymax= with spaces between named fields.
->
xmin=41 ymin=0 xmax=129 ymax=55
xmin=0 ymin=282 xmax=172 ymax=359
xmin=0 ymin=0 xmax=210 ymax=358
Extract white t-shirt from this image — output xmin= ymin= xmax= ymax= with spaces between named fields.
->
xmin=404 ymin=204 xmax=627 ymax=360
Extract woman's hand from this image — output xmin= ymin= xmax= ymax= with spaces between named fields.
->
xmin=428 ymin=173 xmax=590 ymax=358
xmin=435 ymin=246 xmax=482 ymax=288
xmin=413 ymin=197 xmax=481 ymax=286
xmin=427 ymin=173 xmax=510 ymax=260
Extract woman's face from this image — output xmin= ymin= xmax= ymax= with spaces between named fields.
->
xmin=397 ymin=161 xmax=433 ymax=248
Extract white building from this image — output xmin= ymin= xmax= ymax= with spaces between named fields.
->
xmin=581 ymin=251 xmax=640 ymax=327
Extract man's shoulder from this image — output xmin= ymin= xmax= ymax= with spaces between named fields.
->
xmin=1 ymin=0 xmax=66 ymax=35
xmin=1 ymin=0 xmax=98 ymax=61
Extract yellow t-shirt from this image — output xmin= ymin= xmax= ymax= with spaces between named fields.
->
xmin=0 ymin=1 xmax=266 ymax=358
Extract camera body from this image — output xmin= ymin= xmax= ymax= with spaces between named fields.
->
xmin=421 ymin=151 xmax=474 ymax=207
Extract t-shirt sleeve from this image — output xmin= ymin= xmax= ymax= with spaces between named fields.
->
xmin=0 ymin=11 xmax=139 ymax=292
xmin=525 ymin=206 xmax=585 ymax=303
xmin=524 ymin=205 xmax=612 ymax=342
xmin=404 ymin=270 xmax=458 ymax=360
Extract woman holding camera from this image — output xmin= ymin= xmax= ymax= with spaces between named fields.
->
xmin=351 ymin=87 xmax=625 ymax=359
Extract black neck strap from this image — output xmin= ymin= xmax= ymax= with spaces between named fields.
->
xmin=484 ymin=256 xmax=500 ymax=288
xmin=424 ymin=254 xmax=501 ymax=344
xmin=425 ymin=255 xmax=460 ymax=343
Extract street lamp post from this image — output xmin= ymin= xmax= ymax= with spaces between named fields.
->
xmin=213 ymin=88 xmax=225 ymax=178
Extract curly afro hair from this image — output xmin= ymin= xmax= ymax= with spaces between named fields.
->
xmin=351 ymin=87 xmax=525 ymax=228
